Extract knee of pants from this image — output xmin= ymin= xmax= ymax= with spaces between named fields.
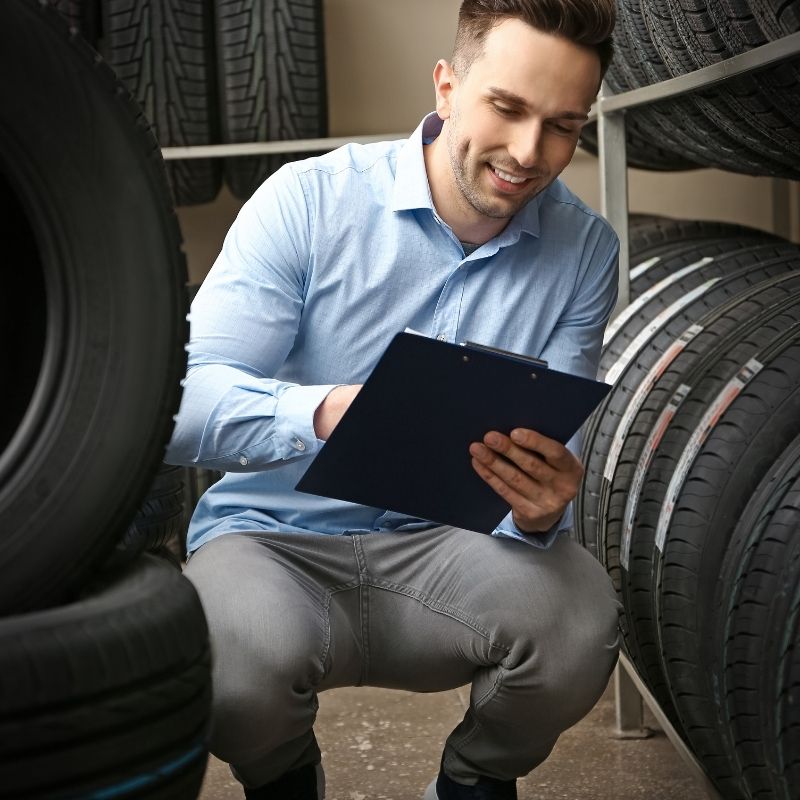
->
xmin=529 ymin=588 xmax=621 ymax=729
xmin=208 ymin=630 xmax=323 ymax=765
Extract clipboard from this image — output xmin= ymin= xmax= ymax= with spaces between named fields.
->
xmin=295 ymin=332 xmax=610 ymax=533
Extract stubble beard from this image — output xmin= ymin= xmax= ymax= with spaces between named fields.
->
xmin=446 ymin=119 xmax=547 ymax=221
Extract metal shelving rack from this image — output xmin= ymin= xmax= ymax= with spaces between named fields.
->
xmin=594 ymin=29 xmax=800 ymax=800
xmin=161 ymin=27 xmax=800 ymax=800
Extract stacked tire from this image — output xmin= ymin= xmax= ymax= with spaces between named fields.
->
xmin=580 ymin=0 xmax=800 ymax=179
xmin=0 ymin=2 xmax=211 ymax=796
xmin=52 ymin=0 xmax=328 ymax=204
xmin=576 ymin=214 xmax=800 ymax=798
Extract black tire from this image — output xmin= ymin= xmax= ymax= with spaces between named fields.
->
xmin=641 ymin=0 xmax=800 ymax=178
xmin=626 ymin=218 xmax=780 ymax=285
xmin=655 ymin=327 xmax=800 ymax=797
xmin=713 ymin=433 xmax=800 ymax=799
xmin=0 ymin=554 xmax=211 ymax=799
xmin=101 ymin=0 xmax=222 ymax=205
xmin=578 ymin=118 xmax=699 ymax=171
xmin=110 ymin=463 xmax=187 ymax=569
xmin=215 ymin=0 xmax=328 ymax=200
xmin=0 ymin=0 xmax=188 ymax=613
xmin=577 ymin=241 xmax=800 ymax=558
xmin=599 ymin=266 xmax=800 ymax=705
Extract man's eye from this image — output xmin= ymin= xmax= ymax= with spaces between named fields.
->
xmin=550 ymin=122 xmax=577 ymax=135
xmin=493 ymin=104 xmax=516 ymax=116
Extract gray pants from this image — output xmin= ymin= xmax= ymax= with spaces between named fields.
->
xmin=185 ymin=527 xmax=621 ymax=789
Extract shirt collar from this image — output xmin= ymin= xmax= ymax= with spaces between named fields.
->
xmin=390 ymin=112 xmax=541 ymax=241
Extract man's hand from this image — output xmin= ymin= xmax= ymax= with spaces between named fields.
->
xmin=313 ymin=384 xmax=362 ymax=441
xmin=469 ymin=428 xmax=584 ymax=533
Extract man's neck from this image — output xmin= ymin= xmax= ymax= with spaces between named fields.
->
xmin=422 ymin=135 xmax=509 ymax=246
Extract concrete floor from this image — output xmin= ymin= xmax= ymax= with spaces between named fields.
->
xmin=197 ymin=678 xmax=706 ymax=800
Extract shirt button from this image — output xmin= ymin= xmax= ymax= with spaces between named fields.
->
xmin=437 ymin=334 xmax=447 ymax=342
xmin=293 ymin=438 xmax=306 ymax=451
xmin=239 ymin=456 xmax=249 ymax=466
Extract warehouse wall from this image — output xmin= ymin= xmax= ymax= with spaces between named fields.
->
xmin=176 ymin=0 xmax=799 ymax=285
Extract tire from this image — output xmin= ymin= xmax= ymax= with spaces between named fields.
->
xmin=713 ymin=433 xmax=800 ymax=799
xmin=641 ymin=0 xmax=800 ymax=178
xmin=626 ymin=218 xmax=780 ymax=287
xmin=110 ymin=463 xmax=188 ymax=569
xmin=215 ymin=0 xmax=328 ymax=200
xmin=0 ymin=554 xmax=211 ymax=799
xmin=101 ymin=0 xmax=222 ymax=205
xmin=0 ymin=0 xmax=188 ymax=613
xmin=597 ymin=265 xmax=800 ymax=718
xmin=577 ymin=241 xmax=800 ymax=558
xmin=654 ymin=327 xmax=800 ymax=797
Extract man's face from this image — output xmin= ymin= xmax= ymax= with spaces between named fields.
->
xmin=436 ymin=20 xmax=601 ymax=223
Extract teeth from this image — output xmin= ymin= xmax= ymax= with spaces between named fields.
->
xmin=493 ymin=167 xmax=526 ymax=184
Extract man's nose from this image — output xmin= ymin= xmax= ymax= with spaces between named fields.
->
xmin=507 ymin=122 xmax=543 ymax=170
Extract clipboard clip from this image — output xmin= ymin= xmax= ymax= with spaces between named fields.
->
xmin=460 ymin=341 xmax=549 ymax=369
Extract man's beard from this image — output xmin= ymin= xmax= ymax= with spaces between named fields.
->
xmin=446 ymin=120 xmax=547 ymax=220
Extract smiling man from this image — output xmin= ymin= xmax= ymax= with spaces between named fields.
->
xmin=167 ymin=1 xmax=622 ymax=799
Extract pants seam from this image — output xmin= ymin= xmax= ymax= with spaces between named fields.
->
xmin=364 ymin=578 xmax=512 ymax=656
xmin=351 ymin=536 xmax=370 ymax=686
xmin=319 ymin=580 xmax=360 ymax=681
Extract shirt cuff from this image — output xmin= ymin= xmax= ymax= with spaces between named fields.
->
xmin=273 ymin=383 xmax=342 ymax=460
xmin=491 ymin=504 xmax=573 ymax=550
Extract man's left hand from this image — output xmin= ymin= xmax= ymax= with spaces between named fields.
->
xmin=469 ymin=428 xmax=584 ymax=534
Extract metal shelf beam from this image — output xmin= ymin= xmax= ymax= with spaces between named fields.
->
xmin=161 ymin=133 xmax=410 ymax=161
xmin=598 ymin=31 xmax=800 ymax=114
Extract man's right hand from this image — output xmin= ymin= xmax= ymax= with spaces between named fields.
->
xmin=313 ymin=384 xmax=362 ymax=440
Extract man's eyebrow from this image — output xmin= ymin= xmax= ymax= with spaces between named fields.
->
xmin=485 ymin=86 xmax=589 ymax=120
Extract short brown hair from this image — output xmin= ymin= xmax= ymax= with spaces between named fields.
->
xmin=453 ymin=0 xmax=615 ymax=77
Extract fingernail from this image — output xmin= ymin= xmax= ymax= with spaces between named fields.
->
xmin=486 ymin=433 xmax=500 ymax=446
xmin=511 ymin=429 xmax=524 ymax=443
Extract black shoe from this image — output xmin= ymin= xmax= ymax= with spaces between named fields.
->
xmin=243 ymin=762 xmax=323 ymax=800
xmin=423 ymin=769 xmax=517 ymax=799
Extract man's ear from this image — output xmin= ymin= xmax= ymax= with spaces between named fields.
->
xmin=433 ymin=59 xmax=457 ymax=120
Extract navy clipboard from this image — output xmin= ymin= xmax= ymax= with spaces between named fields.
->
xmin=295 ymin=332 xmax=610 ymax=534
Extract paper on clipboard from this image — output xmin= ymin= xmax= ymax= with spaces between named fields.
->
xmin=296 ymin=332 xmax=610 ymax=533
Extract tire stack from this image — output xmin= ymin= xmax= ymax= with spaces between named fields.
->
xmin=0 ymin=2 xmax=211 ymax=797
xmin=52 ymin=0 xmax=328 ymax=204
xmin=575 ymin=214 xmax=800 ymax=798
xmin=580 ymin=0 xmax=800 ymax=179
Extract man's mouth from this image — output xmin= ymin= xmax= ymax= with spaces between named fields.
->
xmin=491 ymin=166 xmax=528 ymax=185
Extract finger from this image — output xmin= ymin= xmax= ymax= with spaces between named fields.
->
xmin=471 ymin=456 xmax=548 ymax=512
xmin=478 ymin=434 xmax=557 ymax=484
xmin=470 ymin=444 xmax=551 ymax=503
xmin=509 ymin=428 xmax=577 ymax=471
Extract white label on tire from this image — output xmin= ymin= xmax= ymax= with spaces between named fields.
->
xmin=603 ymin=257 xmax=715 ymax=348
xmin=620 ymin=384 xmax=691 ymax=571
xmin=654 ymin=358 xmax=764 ymax=553
xmin=604 ymin=324 xmax=704 ymax=483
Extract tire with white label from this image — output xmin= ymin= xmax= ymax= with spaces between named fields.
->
xmin=628 ymin=312 xmax=800 ymax=797
xmin=0 ymin=0 xmax=188 ymax=613
xmin=594 ymin=266 xmax=800 ymax=730
xmin=578 ymin=243 xmax=800 ymax=562
xmin=0 ymin=554 xmax=211 ymax=798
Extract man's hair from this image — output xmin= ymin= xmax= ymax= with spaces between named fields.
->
xmin=453 ymin=0 xmax=615 ymax=78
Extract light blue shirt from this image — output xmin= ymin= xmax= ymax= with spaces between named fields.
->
xmin=166 ymin=113 xmax=619 ymax=554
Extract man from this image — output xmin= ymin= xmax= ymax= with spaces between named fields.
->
xmin=167 ymin=1 xmax=621 ymax=798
